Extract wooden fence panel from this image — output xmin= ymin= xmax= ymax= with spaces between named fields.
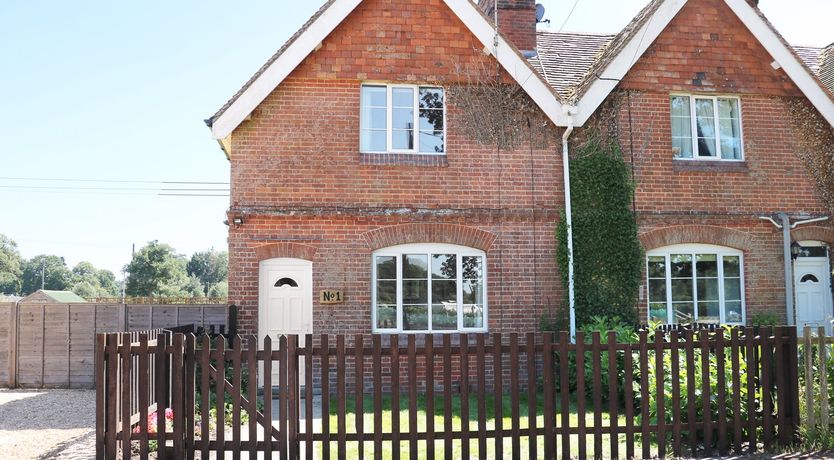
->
xmin=17 ymin=304 xmax=45 ymax=387
xmin=0 ymin=302 xmax=13 ymax=385
xmin=96 ymin=328 xmax=802 ymax=460
xmin=3 ymin=302 xmax=229 ymax=389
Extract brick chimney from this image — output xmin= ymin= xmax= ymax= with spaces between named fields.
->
xmin=478 ymin=0 xmax=538 ymax=54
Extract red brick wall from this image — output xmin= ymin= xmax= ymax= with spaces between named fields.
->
xmin=228 ymin=0 xmax=564 ymax=335
xmin=612 ymin=0 xmax=832 ymax=323
xmin=478 ymin=0 xmax=538 ymax=52
xmin=619 ymin=0 xmax=802 ymax=97
xmin=227 ymin=0 xmax=832 ymax=334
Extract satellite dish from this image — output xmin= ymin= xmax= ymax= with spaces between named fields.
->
xmin=535 ymin=3 xmax=546 ymax=23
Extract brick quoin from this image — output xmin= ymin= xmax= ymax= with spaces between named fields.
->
xmin=226 ymin=0 xmax=833 ymax=337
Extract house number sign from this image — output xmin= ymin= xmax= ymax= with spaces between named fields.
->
xmin=320 ymin=290 xmax=344 ymax=304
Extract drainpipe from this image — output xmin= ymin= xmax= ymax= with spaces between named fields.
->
xmin=778 ymin=213 xmax=796 ymax=327
xmin=562 ymin=105 xmax=579 ymax=340
xmin=759 ymin=214 xmax=830 ymax=327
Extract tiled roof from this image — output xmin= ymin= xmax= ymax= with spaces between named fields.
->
xmin=821 ymin=43 xmax=834 ymax=94
xmin=529 ymin=31 xmax=614 ymax=99
xmin=209 ymin=0 xmax=834 ymax=129
xmin=529 ymin=1 xmax=834 ymax=104
xmin=206 ymin=0 xmax=337 ymax=127
xmin=794 ymin=45 xmax=822 ymax=73
xmin=564 ymin=0 xmax=665 ymax=102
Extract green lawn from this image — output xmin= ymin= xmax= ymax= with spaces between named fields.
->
xmin=320 ymin=393 xmax=655 ymax=459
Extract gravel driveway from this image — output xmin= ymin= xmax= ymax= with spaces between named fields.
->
xmin=0 ymin=389 xmax=95 ymax=459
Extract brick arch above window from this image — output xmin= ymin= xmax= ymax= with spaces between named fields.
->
xmin=639 ymin=225 xmax=754 ymax=252
xmin=792 ymin=225 xmax=834 ymax=244
xmin=253 ymin=242 xmax=317 ymax=262
xmin=362 ymin=224 xmax=497 ymax=252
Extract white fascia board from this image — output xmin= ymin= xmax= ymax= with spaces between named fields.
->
xmin=211 ymin=0 xmax=363 ymax=140
xmin=443 ymin=0 xmax=570 ymax=126
xmin=573 ymin=0 xmax=687 ymax=126
xmin=724 ymin=0 xmax=834 ymax=127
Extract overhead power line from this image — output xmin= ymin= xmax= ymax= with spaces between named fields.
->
xmin=557 ymin=0 xmax=582 ymax=33
xmin=0 ymin=176 xmax=228 ymax=185
xmin=0 ymin=185 xmax=228 ymax=192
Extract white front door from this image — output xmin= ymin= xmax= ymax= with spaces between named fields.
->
xmin=259 ymin=258 xmax=313 ymax=385
xmin=794 ymin=242 xmax=833 ymax=335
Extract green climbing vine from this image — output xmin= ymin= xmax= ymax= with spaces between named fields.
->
xmin=552 ymin=135 xmax=643 ymax=328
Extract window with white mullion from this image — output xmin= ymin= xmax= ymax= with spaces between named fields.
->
xmin=647 ymin=245 xmax=745 ymax=325
xmin=372 ymin=244 xmax=486 ymax=333
xmin=457 ymin=255 xmax=464 ymax=331
xmin=717 ymin=255 xmax=726 ymax=324
xmin=671 ymin=94 xmax=743 ymax=161
xmin=389 ymin=86 xmax=416 ymax=152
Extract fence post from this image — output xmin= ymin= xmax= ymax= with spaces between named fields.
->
xmin=785 ymin=326 xmax=801 ymax=445
xmin=819 ymin=326 xmax=829 ymax=429
xmin=95 ymin=333 xmax=106 ymax=460
xmin=805 ymin=326 xmax=815 ymax=429
xmin=288 ymin=334 xmax=299 ymax=460
xmin=105 ymin=334 xmax=119 ymax=459
xmin=227 ymin=305 xmax=238 ymax=337
xmin=172 ymin=333 xmax=185 ymax=459
xmin=8 ymin=301 xmax=18 ymax=388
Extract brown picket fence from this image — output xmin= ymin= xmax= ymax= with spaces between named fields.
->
xmin=96 ymin=327 xmax=799 ymax=459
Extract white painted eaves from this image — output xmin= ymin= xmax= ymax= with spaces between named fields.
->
xmin=209 ymin=0 xmax=570 ymax=141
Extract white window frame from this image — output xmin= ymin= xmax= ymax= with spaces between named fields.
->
xmin=670 ymin=94 xmax=744 ymax=162
xmin=360 ymin=83 xmax=446 ymax=155
xmin=371 ymin=243 xmax=487 ymax=334
xmin=646 ymin=244 xmax=746 ymax=325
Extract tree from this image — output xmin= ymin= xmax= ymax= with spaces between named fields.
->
xmin=207 ymin=281 xmax=228 ymax=298
xmin=186 ymin=249 xmax=228 ymax=296
xmin=555 ymin=137 xmax=643 ymax=327
xmin=71 ymin=261 xmax=121 ymax=298
xmin=0 ymin=234 xmax=23 ymax=295
xmin=124 ymin=241 xmax=190 ymax=297
xmin=21 ymin=255 xmax=74 ymax=295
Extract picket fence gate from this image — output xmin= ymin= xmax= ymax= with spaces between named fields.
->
xmin=96 ymin=327 xmax=800 ymax=459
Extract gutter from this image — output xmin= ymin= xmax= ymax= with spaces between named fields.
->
xmin=562 ymin=105 xmax=578 ymax=340
xmin=759 ymin=214 xmax=830 ymax=327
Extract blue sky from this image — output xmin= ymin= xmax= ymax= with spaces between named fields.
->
xmin=1 ymin=0 xmax=831 ymax=277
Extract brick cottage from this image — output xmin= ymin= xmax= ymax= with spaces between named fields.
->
xmin=205 ymin=0 xmax=834 ymax=340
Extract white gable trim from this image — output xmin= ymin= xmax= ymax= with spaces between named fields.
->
xmin=573 ymin=0 xmax=687 ymax=126
xmin=573 ymin=0 xmax=834 ymax=127
xmin=723 ymin=0 xmax=834 ymax=127
xmin=211 ymin=0 xmax=363 ymax=140
xmin=211 ymin=0 xmax=569 ymax=140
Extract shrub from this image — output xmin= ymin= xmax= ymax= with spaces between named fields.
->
xmin=797 ymin=339 xmax=834 ymax=450
xmin=554 ymin=316 xmax=638 ymax=404
xmin=641 ymin=327 xmax=754 ymax=447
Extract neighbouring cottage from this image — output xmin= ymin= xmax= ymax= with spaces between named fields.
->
xmin=205 ymin=0 xmax=834 ymax=341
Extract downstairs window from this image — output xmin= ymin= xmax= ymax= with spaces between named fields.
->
xmin=646 ymin=244 xmax=745 ymax=325
xmin=372 ymin=243 xmax=486 ymax=333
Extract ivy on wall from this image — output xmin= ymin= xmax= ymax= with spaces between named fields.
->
xmin=553 ymin=135 xmax=643 ymax=327
xmin=785 ymin=97 xmax=834 ymax=216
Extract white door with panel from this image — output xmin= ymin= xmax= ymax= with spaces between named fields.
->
xmin=794 ymin=242 xmax=833 ymax=335
xmin=259 ymin=258 xmax=312 ymax=386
